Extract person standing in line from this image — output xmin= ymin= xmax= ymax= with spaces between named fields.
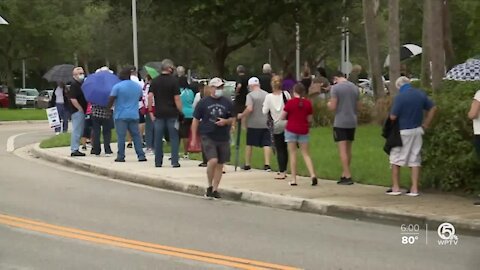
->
xmin=258 ymin=63 xmax=273 ymax=93
xmin=281 ymin=83 xmax=317 ymax=186
xmin=263 ymin=75 xmax=291 ymax=180
xmin=50 ymin=81 xmax=70 ymax=134
xmin=143 ymin=74 xmax=155 ymax=154
xmin=191 ymin=78 xmax=235 ymax=199
xmin=108 ymin=66 xmax=146 ymax=163
xmin=148 ymin=59 xmax=183 ymax=168
xmin=387 ymin=77 xmax=436 ymax=196
xmin=328 ymin=71 xmax=360 ymax=185
xmin=237 ymin=77 xmax=272 ymax=171
xmin=468 ymin=88 xmax=480 ymax=205
xmin=234 ymin=65 xmax=249 ymax=115
xmin=179 ymin=76 xmax=195 ymax=159
xmin=69 ymin=67 xmax=88 ymax=157
xmin=193 ymin=83 xmax=209 ymax=167
xmin=126 ymin=67 xmax=145 ymax=148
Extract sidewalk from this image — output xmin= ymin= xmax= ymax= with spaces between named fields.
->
xmin=30 ymin=144 xmax=480 ymax=234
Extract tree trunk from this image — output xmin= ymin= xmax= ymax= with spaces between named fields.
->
xmin=388 ymin=0 xmax=400 ymax=95
xmin=429 ymin=0 xmax=445 ymax=92
xmin=442 ymin=0 xmax=455 ymax=70
xmin=362 ymin=0 xmax=384 ymax=99
xmin=421 ymin=0 xmax=431 ymax=87
xmin=5 ymin=59 xmax=16 ymax=109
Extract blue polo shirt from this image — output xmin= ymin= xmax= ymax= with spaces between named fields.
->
xmin=111 ymin=80 xmax=142 ymax=120
xmin=391 ymin=84 xmax=435 ymax=130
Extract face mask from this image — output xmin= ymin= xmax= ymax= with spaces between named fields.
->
xmin=77 ymin=74 xmax=85 ymax=81
xmin=214 ymin=89 xmax=223 ymax=98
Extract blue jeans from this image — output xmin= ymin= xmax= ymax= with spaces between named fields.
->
xmin=55 ymin=103 xmax=69 ymax=133
xmin=145 ymin=113 xmax=154 ymax=149
xmin=70 ymin=111 xmax=85 ymax=152
xmin=154 ymin=118 xmax=179 ymax=166
xmin=115 ymin=119 xmax=146 ymax=160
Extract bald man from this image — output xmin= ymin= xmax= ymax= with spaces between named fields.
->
xmin=69 ymin=67 xmax=88 ymax=157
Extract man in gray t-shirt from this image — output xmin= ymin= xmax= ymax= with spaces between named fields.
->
xmin=237 ymin=77 xmax=272 ymax=171
xmin=328 ymin=71 xmax=360 ymax=185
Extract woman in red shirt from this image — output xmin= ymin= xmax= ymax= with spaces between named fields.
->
xmin=282 ymin=83 xmax=317 ymax=186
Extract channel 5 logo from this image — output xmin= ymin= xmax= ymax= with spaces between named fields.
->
xmin=437 ymin=223 xmax=459 ymax=246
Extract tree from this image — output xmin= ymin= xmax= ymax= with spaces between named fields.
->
xmin=0 ymin=0 xmax=69 ymax=107
xmin=420 ymin=0 xmax=431 ymax=87
xmin=429 ymin=0 xmax=445 ymax=92
xmin=442 ymin=0 xmax=455 ymax=70
xmin=362 ymin=0 xmax=384 ymax=98
xmin=388 ymin=0 xmax=400 ymax=95
xmin=159 ymin=0 xmax=288 ymax=77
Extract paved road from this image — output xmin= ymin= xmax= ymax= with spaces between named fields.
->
xmin=0 ymin=123 xmax=478 ymax=270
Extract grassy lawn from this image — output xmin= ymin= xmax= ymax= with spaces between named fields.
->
xmin=217 ymin=125 xmax=410 ymax=188
xmin=40 ymin=125 xmax=408 ymax=187
xmin=0 ymin=108 xmax=48 ymax=121
xmin=40 ymin=132 xmax=118 ymax=148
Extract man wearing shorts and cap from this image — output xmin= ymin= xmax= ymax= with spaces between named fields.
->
xmin=191 ymin=78 xmax=235 ymax=199
xmin=387 ymin=76 xmax=436 ymax=196
xmin=237 ymin=77 xmax=272 ymax=171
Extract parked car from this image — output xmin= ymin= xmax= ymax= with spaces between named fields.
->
xmin=0 ymin=85 xmax=9 ymax=108
xmin=15 ymin=88 xmax=39 ymax=108
xmin=35 ymin=89 xmax=53 ymax=109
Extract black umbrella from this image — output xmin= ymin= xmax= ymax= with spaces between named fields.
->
xmin=384 ymin=44 xmax=422 ymax=67
xmin=43 ymin=64 xmax=75 ymax=83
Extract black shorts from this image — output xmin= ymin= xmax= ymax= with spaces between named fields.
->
xmin=246 ymin=128 xmax=272 ymax=147
xmin=201 ymin=136 xmax=231 ymax=164
xmin=333 ymin=127 xmax=356 ymax=142
xmin=475 ymin=135 xmax=480 ymax=158
xmin=83 ymin=117 xmax=92 ymax=138
xmin=179 ymin=118 xmax=193 ymax=139
xmin=139 ymin=110 xmax=145 ymax=124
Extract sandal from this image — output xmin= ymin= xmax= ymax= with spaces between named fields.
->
xmin=288 ymin=181 xmax=297 ymax=186
xmin=274 ymin=173 xmax=286 ymax=180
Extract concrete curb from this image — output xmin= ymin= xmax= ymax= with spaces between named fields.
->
xmin=30 ymin=145 xmax=480 ymax=236
xmin=0 ymin=120 xmax=48 ymax=125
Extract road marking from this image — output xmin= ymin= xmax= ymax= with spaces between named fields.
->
xmin=0 ymin=213 xmax=300 ymax=270
xmin=6 ymin=132 xmax=28 ymax=152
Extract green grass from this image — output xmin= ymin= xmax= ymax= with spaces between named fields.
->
xmin=40 ymin=125 xmax=409 ymax=187
xmin=40 ymin=132 xmax=118 ymax=148
xmin=0 ymin=108 xmax=48 ymax=121
xmin=215 ymin=125 xmax=410 ymax=187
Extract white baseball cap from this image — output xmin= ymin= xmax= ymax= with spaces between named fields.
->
xmin=248 ymin=77 xmax=260 ymax=86
xmin=208 ymin=77 xmax=224 ymax=87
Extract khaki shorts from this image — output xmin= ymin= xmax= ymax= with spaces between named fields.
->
xmin=389 ymin=127 xmax=424 ymax=167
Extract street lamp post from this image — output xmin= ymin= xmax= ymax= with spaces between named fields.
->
xmin=295 ymin=22 xmax=300 ymax=81
xmin=132 ymin=0 xmax=139 ymax=70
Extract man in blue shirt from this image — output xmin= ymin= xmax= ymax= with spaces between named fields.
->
xmin=108 ymin=66 xmax=146 ymax=162
xmin=387 ymin=77 xmax=436 ymax=196
xmin=191 ymin=78 xmax=235 ymax=199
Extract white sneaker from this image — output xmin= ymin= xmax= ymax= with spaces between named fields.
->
xmin=105 ymin=153 xmax=112 ymax=157
xmin=183 ymin=154 xmax=189 ymax=159
xmin=55 ymin=132 xmax=60 ymax=135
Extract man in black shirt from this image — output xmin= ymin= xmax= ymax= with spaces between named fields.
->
xmin=148 ymin=59 xmax=183 ymax=168
xmin=191 ymin=77 xmax=235 ymax=199
xmin=258 ymin=63 xmax=272 ymax=93
xmin=69 ymin=67 xmax=88 ymax=157
xmin=234 ymin=65 xmax=249 ymax=114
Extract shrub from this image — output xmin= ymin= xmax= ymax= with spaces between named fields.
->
xmin=422 ymin=81 xmax=480 ymax=193
xmin=311 ymin=99 xmax=334 ymax=127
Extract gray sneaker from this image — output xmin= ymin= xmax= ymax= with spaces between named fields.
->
xmin=204 ymin=186 xmax=213 ymax=199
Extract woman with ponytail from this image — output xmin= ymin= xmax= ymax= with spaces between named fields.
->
xmin=281 ymin=83 xmax=317 ymax=186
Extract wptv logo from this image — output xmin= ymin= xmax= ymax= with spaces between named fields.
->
xmin=437 ymin=223 xmax=459 ymax=246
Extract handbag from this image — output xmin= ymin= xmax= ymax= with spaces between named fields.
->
xmin=271 ymin=91 xmax=289 ymax=134
xmin=187 ymin=130 xmax=202 ymax=153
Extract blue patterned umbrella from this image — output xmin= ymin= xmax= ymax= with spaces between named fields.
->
xmin=81 ymin=71 xmax=120 ymax=106
xmin=446 ymin=59 xmax=480 ymax=81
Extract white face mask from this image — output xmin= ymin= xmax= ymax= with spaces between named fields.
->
xmin=214 ymin=89 xmax=223 ymax=98
xmin=77 ymin=74 xmax=85 ymax=81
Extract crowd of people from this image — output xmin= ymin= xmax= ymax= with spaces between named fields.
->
xmin=53 ymin=59 xmax=479 ymax=202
